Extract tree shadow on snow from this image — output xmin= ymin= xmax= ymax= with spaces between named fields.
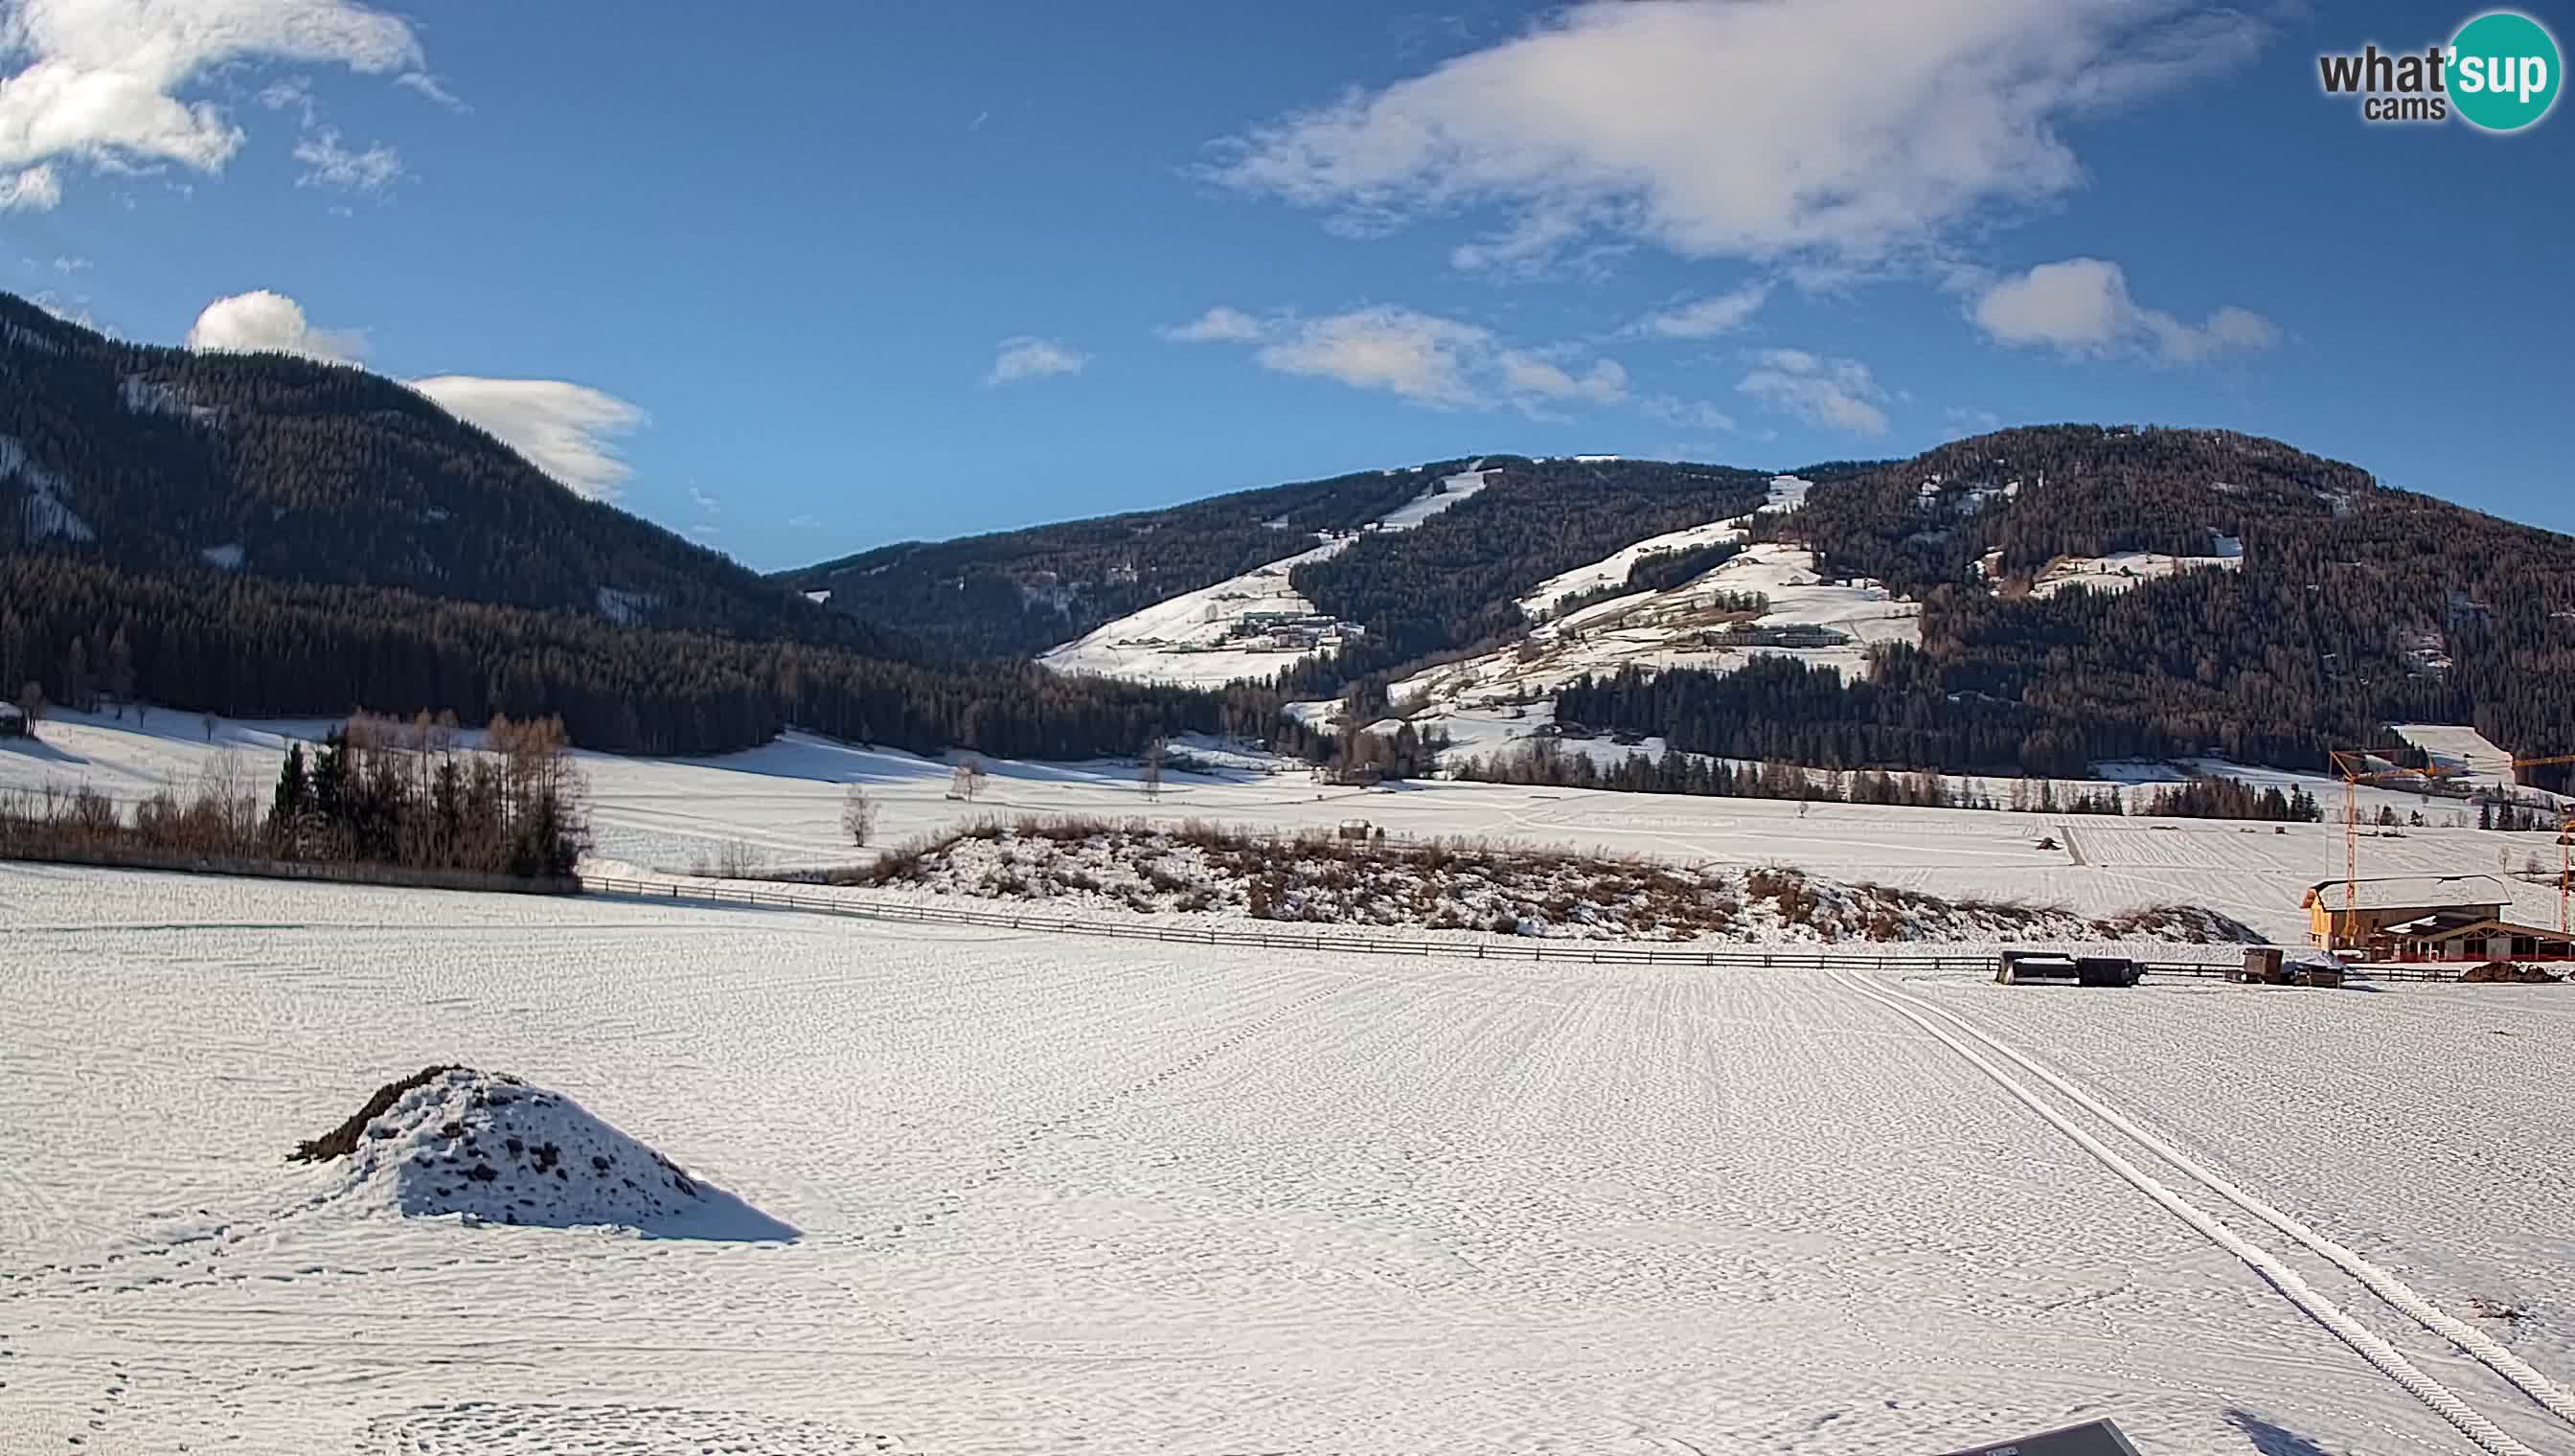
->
xmin=2224 ymin=1410 xmax=2336 ymax=1456
xmin=0 ymin=735 xmax=93 ymax=767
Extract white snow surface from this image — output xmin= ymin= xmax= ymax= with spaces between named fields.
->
xmin=198 ymin=542 xmax=244 ymax=570
xmin=1402 ymin=541 xmax=1921 ymax=723
xmin=2391 ymin=724 xmax=2519 ymax=784
xmin=0 ymin=432 xmax=95 ymax=541
xmin=17 ymin=709 xmax=2575 ymax=944
xmin=327 ymin=1067 xmax=796 ymax=1240
xmin=596 ymin=586 xmax=658 ymax=624
xmin=1037 ymin=534 xmax=1357 ymax=688
xmin=1037 ymin=471 xmax=1502 ymax=688
xmin=1515 ymin=514 xmax=1754 ymax=619
xmin=1370 ymin=466 xmax=1493 ymax=531
xmin=2028 ymin=539 xmax=2245 ymax=599
xmin=6 ymin=866 xmax=2575 ymax=1453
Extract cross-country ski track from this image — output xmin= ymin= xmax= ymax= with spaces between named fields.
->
xmin=1834 ymin=971 xmax=2572 ymax=1456
xmin=4 ymin=865 xmax=2571 ymax=1453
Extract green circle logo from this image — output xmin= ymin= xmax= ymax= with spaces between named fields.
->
xmin=2450 ymin=11 xmax=2562 ymax=131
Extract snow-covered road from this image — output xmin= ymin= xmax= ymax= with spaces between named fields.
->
xmin=4 ymin=865 xmax=2570 ymax=1453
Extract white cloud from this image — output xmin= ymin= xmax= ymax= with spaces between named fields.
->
xmin=0 ymin=163 xmax=60 ymax=209
xmin=1495 ymin=350 xmax=1626 ymax=405
xmin=1640 ymin=395 xmax=1740 ymax=433
xmin=185 ymin=288 xmax=643 ymax=500
xmin=1944 ymin=405 xmax=2004 ymax=436
xmin=1738 ymin=349 xmax=1891 ymax=435
xmin=256 ymin=76 xmax=316 ymax=125
xmin=410 ymin=376 xmax=647 ymax=503
xmin=393 ymin=70 xmax=467 ymax=111
xmin=184 ymin=288 xmax=367 ymax=362
xmin=1637 ymin=283 xmax=1771 ymax=339
xmin=1162 ymin=302 xmax=1640 ymax=418
xmin=687 ymin=485 xmax=719 ymax=513
xmin=291 ymin=126 xmax=400 ymax=191
xmin=1971 ymin=257 xmax=2279 ymax=365
xmin=1155 ymin=306 xmax=1265 ymax=343
xmin=983 ymin=335 xmax=1088 ymax=387
xmin=0 ymin=0 xmax=422 ymax=203
xmin=1254 ymin=307 xmax=1490 ymax=408
xmin=1205 ymin=0 xmax=2266 ymax=269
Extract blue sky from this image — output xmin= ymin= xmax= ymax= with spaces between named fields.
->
xmin=3 ymin=0 xmax=2569 ymax=569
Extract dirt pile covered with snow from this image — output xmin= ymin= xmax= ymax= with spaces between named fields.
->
xmin=858 ymin=818 xmax=2261 ymax=944
xmin=303 ymin=1068 xmax=795 ymax=1240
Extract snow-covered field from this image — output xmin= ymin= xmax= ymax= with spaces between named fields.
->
xmin=6 ymin=865 xmax=2572 ymax=1453
xmin=10 ymin=710 xmax=2572 ymax=944
xmin=2026 ymin=535 xmax=2246 ymax=600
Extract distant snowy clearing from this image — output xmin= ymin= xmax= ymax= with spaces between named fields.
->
xmin=1037 ymin=468 xmax=1495 ymax=689
xmin=5 ymin=867 xmax=2571 ymax=1452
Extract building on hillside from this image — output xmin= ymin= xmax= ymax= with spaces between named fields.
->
xmin=0 ymin=701 xmax=24 ymax=738
xmin=2302 ymin=874 xmax=2570 ymax=961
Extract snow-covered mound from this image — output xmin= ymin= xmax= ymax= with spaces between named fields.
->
xmin=313 ymin=1068 xmax=795 ymax=1241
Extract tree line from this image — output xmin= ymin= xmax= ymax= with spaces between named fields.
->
xmin=1 ymin=711 xmax=586 ymax=878
xmin=0 ymin=556 xmax=1253 ymax=759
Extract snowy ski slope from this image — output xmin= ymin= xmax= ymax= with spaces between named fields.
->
xmin=1037 ymin=468 xmax=1495 ymax=688
xmin=4 ymin=867 xmax=2571 ymax=1453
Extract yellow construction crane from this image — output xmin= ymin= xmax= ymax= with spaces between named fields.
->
xmin=2330 ymin=748 xmax=2575 ymax=940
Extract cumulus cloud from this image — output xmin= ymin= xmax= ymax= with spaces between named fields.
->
xmin=1971 ymin=257 xmax=2279 ymax=365
xmin=410 ymin=376 xmax=647 ymax=502
xmin=983 ymin=335 xmax=1088 ymax=386
xmin=0 ymin=0 xmax=424 ymax=204
xmin=290 ymin=127 xmax=400 ymax=190
xmin=1204 ymin=0 xmax=2266 ymax=269
xmin=1637 ymin=283 xmax=1770 ymax=339
xmin=185 ymin=288 xmax=367 ymax=362
xmin=1167 ymin=303 xmax=1632 ymax=417
xmin=1738 ymin=349 xmax=1891 ymax=435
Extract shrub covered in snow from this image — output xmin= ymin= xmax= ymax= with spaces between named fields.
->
xmin=846 ymin=816 xmax=2261 ymax=944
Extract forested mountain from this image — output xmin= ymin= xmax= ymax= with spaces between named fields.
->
xmin=0 ymin=292 xmax=1242 ymax=757
xmin=0 ymin=292 xmax=877 ymax=649
xmin=12 ymin=283 xmax=2565 ymax=781
xmin=1562 ymin=426 xmax=2575 ymax=779
xmin=779 ymin=466 xmax=1444 ymax=660
xmin=782 ymin=455 xmax=1777 ymax=674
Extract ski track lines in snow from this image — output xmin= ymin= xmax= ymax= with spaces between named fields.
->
xmin=7 ymin=868 xmax=2569 ymax=1453
xmin=1835 ymin=972 xmax=2571 ymax=1456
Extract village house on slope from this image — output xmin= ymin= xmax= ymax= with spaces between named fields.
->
xmin=2303 ymin=874 xmax=2571 ymax=962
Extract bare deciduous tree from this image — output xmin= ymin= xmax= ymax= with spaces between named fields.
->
xmin=840 ymin=784 xmax=878 ymax=846
xmin=1141 ymin=738 xmax=1166 ymax=802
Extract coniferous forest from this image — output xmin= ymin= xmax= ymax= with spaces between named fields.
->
xmin=10 ymin=288 xmax=2575 ymax=783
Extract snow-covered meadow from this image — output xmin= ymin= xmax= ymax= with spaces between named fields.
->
xmin=7 ymin=709 xmax=2568 ymax=945
xmin=4 ymin=865 xmax=2570 ymax=1453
